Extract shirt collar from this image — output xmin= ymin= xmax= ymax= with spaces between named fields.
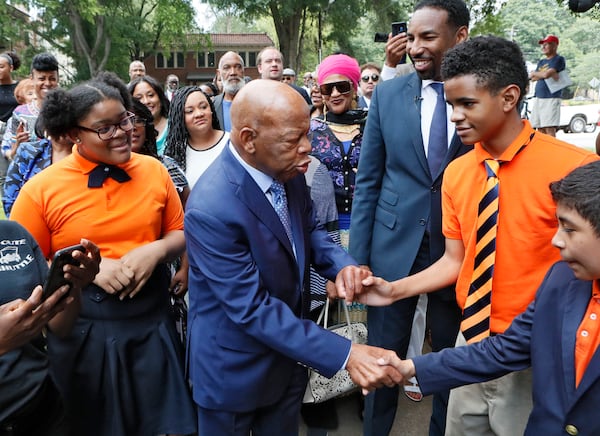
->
xmin=72 ymin=145 xmax=135 ymax=175
xmin=228 ymin=142 xmax=273 ymax=194
xmin=474 ymin=120 xmax=535 ymax=164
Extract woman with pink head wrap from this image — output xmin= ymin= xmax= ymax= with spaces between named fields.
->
xmin=304 ymin=51 xmax=368 ymax=431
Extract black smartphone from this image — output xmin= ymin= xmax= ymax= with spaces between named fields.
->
xmin=391 ymin=21 xmax=408 ymax=64
xmin=42 ymin=244 xmax=85 ymax=301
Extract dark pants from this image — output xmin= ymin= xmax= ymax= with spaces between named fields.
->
xmin=0 ymin=378 xmax=69 ymax=436
xmin=197 ymin=364 xmax=307 ymax=435
xmin=363 ymin=234 xmax=461 ymax=436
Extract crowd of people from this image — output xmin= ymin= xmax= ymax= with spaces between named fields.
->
xmin=1 ymin=0 xmax=600 ymax=435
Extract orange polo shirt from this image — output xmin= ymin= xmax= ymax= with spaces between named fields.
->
xmin=442 ymin=121 xmax=599 ymax=334
xmin=575 ymin=280 xmax=600 ymax=387
xmin=10 ymin=146 xmax=183 ymax=259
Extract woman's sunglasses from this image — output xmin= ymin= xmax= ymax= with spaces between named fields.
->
xmin=319 ymin=81 xmax=353 ymax=96
xmin=361 ymin=74 xmax=380 ymax=83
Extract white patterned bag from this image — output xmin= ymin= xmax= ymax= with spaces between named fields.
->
xmin=303 ymin=299 xmax=368 ymax=404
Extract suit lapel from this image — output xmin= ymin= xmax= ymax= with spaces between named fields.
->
xmin=287 ymin=180 xmax=306 ymax=277
xmin=403 ymin=75 xmax=430 ymax=176
xmin=562 ymin=280 xmax=592 ymax=403
xmin=222 ymin=147 xmax=296 ymax=261
xmin=570 ymin=282 xmax=600 ymax=399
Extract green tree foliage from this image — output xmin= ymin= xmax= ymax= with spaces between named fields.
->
xmin=20 ymin=0 xmax=196 ymax=81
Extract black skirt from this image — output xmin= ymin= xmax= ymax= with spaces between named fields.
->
xmin=47 ymin=265 xmax=197 ymax=436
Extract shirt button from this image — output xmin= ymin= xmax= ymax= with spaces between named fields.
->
xmin=591 ymin=313 xmax=597 ymax=320
xmin=581 ymin=330 xmax=589 ymax=337
xmin=419 ymin=219 xmax=426 ymax=226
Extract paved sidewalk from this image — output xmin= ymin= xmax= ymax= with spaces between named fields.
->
xmin=300 ymin=389 xmax=432 ymax=435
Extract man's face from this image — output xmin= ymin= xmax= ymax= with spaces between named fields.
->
xmin=251 ymin=103 xmax=312 ymax=182
xmin=282 ymin=74 xmax=295 ymax=84
xmin=303 ymin=73 xmax=313 ymax=87
xmin=31 ymin=69 xmax=59 ymax=101
xmin=541 ymin=42 xmax=558 ymax=57
xmin=258 ymin=49 xmax=283 ymax=81
xmin=407 ymin=7 xmax=467 ymax=81
xmin=167 ymin=77 xmax=179 ymax=90
xmin=359 ymin=68 xmax=380 ymax=99
xmin=552 ymin=204 xmax=600 ymax=281
xmin=444 ymin=74 xmax=508 ymax=146
xmin=129 ymin=62 xmax=146 ymax=80
xmin=219 ymin=53 xmax=245 ymax=96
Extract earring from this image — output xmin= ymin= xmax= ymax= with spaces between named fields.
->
xmin=76 ymin=138 xmax=82 ymax=143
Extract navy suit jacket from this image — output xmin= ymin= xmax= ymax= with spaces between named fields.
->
xmin=415 ymin=262 xmax=600 ymax=435
xmin=349 ymin=72 xmax=471 ymax=298
xmin=185 ymin=145 xmax=356 ymax=412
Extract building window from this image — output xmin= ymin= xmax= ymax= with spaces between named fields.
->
xmin=156 ymin=51 xmax=185 ymax=68
xmin=248 ymin=52 xmax=257 ymax=67
xmin=197 ymin=51 xmax=215 ymax=68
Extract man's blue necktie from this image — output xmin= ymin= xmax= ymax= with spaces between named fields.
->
xmin=269 ymin=180 xmax=293 ymax=244
xmin=428 ymin=82 xmax=448 ymax=177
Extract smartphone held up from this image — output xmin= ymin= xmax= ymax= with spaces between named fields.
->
xmin=42 ymin=244 xmax=85 ymax=301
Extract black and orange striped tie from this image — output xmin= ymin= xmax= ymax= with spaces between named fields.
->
xmin=461 ymin=159 xmax=500 ymax=344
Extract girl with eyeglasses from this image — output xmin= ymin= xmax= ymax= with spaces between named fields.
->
xmin=10 ymin=72 xmax=197 ymax=436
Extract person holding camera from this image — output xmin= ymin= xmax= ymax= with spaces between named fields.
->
xmin=349 ymin=0 xmax=471 ymax=434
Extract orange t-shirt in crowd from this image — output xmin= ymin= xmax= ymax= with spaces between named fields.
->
xmin=10 ymin=146 xmax=184 ymax=259
xmin=442 ymin=120 xmax=599 ymax=334
xmin=575 ymin=280 xmax=600 ymax=387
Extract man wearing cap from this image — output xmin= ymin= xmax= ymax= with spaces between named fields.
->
xmin=257 ymin=47 xmax=311 ymax=105
xmin=282 ymin=68 xmax=296 ymax=84
xmin=529 ymin=35 xmax=566 ymax=137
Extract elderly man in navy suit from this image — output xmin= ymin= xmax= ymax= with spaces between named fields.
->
xmin=184 ymin=79 xmax=402 ymax=435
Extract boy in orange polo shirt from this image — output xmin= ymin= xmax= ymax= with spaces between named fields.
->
xmin=340 ymin=36 xmax=599 ymax=435
xmin=374 ymin=160 xmax=600 ymax=435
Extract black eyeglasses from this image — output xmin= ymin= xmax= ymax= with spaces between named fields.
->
xmin=361 ymin=74 xmax=380 ymax=83
xmin=319 ymin=81 xmax=352 ymax=96
xmin=77 ymin=112 xmax=135 ymax=141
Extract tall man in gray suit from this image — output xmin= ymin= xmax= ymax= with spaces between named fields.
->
xmin=349 ymin=0 xmax=471 ymax=434
xmin=212 ymin=51 xmax=245 ymax=132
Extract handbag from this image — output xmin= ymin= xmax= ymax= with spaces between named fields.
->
xmin=303 ymin=299 xmax=368 ymax=404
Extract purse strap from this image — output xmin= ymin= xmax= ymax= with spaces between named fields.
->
xmin=316 ymin=299 xmax=357 ymax=342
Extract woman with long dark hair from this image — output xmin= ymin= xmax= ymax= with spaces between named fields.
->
xmin=129 ymin=75 xmax=170 ymax=155
xmin=164 ymin=85 xmax=228 ymax=189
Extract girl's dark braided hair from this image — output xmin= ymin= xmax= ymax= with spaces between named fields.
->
xmin=163 ymin=86 xmax=220 ymax=172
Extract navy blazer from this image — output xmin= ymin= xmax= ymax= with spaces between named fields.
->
xmin=184 ymin=145 xmax=356 ymax=412
xmin=349 ymin=73 xmax=471 ymax=297
xmin=415 ymin=262 xmax=600 ymax=435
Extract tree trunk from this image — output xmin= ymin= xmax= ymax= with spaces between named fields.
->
xmin=269 ymin=2 xmax=304 ymax=71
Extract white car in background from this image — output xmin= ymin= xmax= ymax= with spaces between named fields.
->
xmin=559 ymin=103 xmax=600 ymax=133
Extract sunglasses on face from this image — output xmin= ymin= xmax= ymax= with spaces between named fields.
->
xmin=319 ymin=80 xmax=352 ymax=96
xmin=361 ymin=74 xmax=379 ymax=83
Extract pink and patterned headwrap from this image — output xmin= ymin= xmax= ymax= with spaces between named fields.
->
xmin=317 ymin=54 xmax=361 ymax=91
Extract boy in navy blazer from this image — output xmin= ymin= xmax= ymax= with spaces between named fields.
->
xmin=381 ymin=160 xmax=600 ymax=435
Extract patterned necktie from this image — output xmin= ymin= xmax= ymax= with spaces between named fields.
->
xmin=269 ymin=180 xmax=293 ymax=244
xmin=88 ymin=164 xmax=131 ymax=188
xmin=428 ymin=82 xmax=448 ymax=177
xmin=461 ymin=159 xmax=500 ymax=344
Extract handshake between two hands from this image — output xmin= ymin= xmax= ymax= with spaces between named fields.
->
xmin=331 ymin=265 xmax=416 ymax=393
